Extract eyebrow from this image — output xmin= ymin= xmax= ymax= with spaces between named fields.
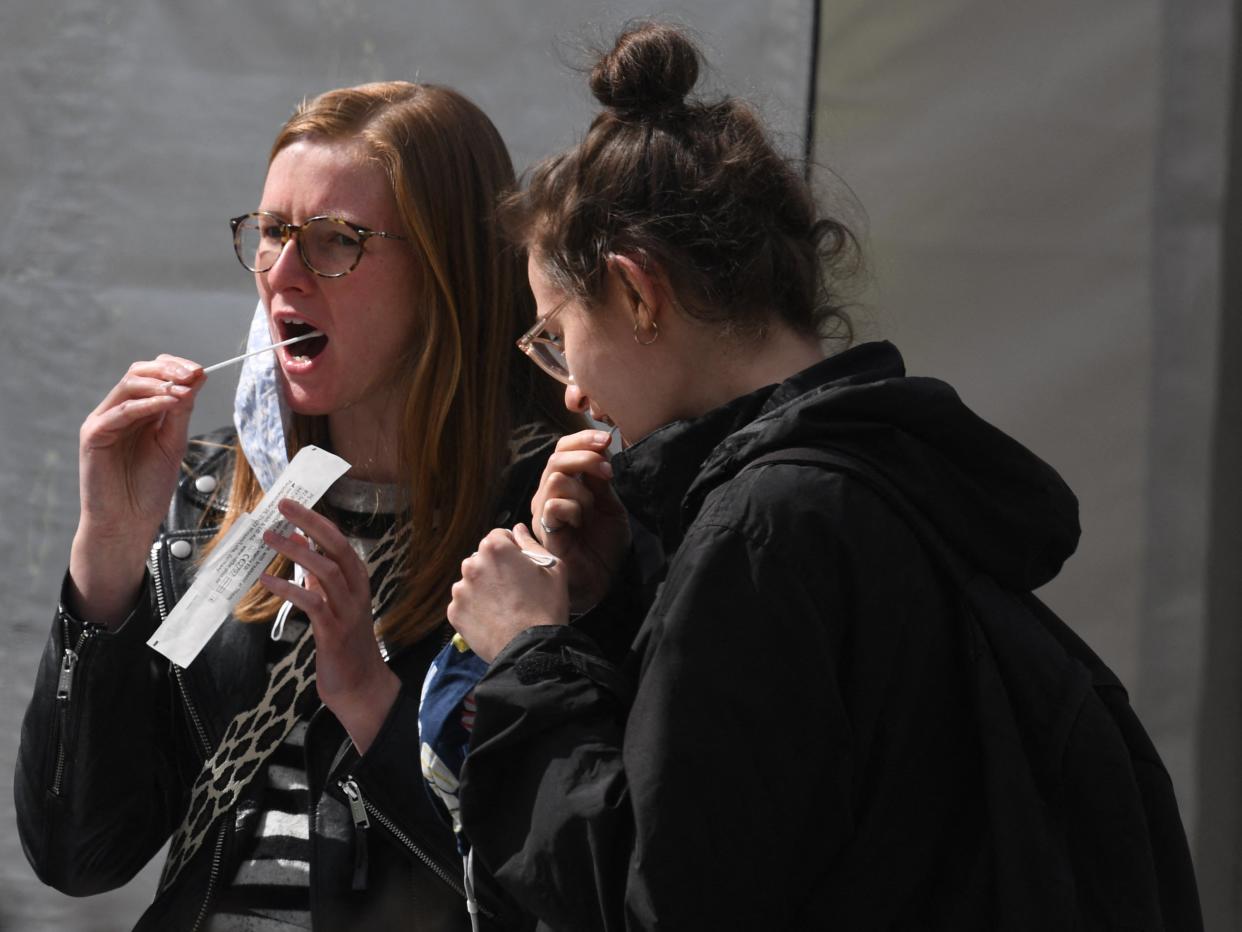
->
xmin=256 ymin=208 xmax=372 ymax=227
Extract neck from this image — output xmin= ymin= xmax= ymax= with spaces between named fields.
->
xmin=328 ymin=401 xmax=403 ymax=484
xmin=686 ymin=321 xmax=826 ymax=416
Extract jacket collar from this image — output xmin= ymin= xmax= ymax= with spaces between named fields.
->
xmin=179 ymin=428 xmax=238 ymax=514
xmin=611 ymin=342 xmax=904 ymax=551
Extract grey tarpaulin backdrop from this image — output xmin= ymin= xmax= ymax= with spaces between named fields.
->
xmin=0 ymin=2 xmax=813 ymax=929
xmin=1 ymin=0 xmax=1237 ymax=929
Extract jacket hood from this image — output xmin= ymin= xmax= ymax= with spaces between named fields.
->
xmin=614 ymin=342 xmax=1080 ymax=591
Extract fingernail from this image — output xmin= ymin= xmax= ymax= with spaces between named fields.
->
xmin=599 ymin=461 xmax=613 ymax=478
xmin=594 ymin=431 xmax=612 ymax=445
xmin=168 ymin=383 xmax=191 ymax=396
xmin=173 ymin=365 xmax=193 ymax=379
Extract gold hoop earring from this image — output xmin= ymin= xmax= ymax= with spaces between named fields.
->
xmin=633 ymin=320 xmax=659 ymax=346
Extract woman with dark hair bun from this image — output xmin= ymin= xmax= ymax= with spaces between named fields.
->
xmin=446 ymin=22 xmax=1201 ymax=932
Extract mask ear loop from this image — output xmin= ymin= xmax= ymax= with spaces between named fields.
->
xmin=270 ymin=539 xmax=309 ymax=641
xmin=464 ymin=847 xmax=481 ymax=932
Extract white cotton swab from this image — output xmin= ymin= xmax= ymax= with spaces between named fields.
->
xmin=201 ymin=331 xmax=325 ymax=375
xmin=520 ymin=550 xmax=559 ymax=568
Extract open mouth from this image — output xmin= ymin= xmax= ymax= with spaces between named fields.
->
xmin=277 ymin=317 xmax=328 ymax=360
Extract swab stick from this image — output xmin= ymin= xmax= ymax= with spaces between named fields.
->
xmin=201 ymin=331 xmax=324 ymax=374
xmin=520 ymin=549 xmax=559 ymax=568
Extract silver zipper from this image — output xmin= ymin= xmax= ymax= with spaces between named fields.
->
xmin=50 ymin=617 xmax=96 ymax=797
xmin=341 ymin=777 xmax=371 ymax=891
xmin=337 ymin=777 xmax=475 ymax=904
xmin=150 ymin=542 xmax=213 ymax=758
xmin=189 ymin=819 xmax=226 ymax=932
xmin=149 ymin=540 xmax=170 ymax=622
xmin=149 ymin=537 xmax=224 ymax=927
xmin=172 ymin=665 xmax=212 ymax=756
xmin=341 ymin=777 xmax=370 ymax=828
xmin=50 ymin=733 xmax=68 ymax=797
xmin=55 ymin=648 xmax=79 ymax=701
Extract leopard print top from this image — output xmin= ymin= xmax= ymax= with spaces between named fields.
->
xmin=158 ymin=420 xmax=560 ymax=893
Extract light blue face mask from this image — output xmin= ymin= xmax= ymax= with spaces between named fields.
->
xmin=234 ymin=300 xmax=316 ymax=644
xmin=233 ymin=300 xmax=290 ymax=492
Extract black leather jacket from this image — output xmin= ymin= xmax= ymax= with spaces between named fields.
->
xmin=15 ymin=427 xmax=550 ymax=931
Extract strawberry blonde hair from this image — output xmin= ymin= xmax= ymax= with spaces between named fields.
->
xmin=209 ymin=81 xmax=570 ymax=647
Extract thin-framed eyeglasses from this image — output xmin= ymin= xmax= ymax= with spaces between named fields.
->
xmin=516 ymin=299 xmax=573 ymax=385
xmin=230 ymin=210 xmax=407 ymax=278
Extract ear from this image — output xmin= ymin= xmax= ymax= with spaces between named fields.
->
xmin=606 ymin=253 xmax=668 ymax=327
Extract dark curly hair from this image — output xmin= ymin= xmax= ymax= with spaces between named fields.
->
xmin=501 ymin=21 xmax=861 ymax=343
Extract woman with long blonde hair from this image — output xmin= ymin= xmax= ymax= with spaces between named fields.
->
xmin=17 ymin=80 xmax=569 ymax=930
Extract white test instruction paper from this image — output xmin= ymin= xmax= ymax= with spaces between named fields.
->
xmin=147 ymin=444 xmax=351 ymax=667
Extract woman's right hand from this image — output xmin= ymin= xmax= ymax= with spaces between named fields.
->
xmin=531 ymin=429 xmax=631 ymax=613
xmin=68 ymin=355 xmax=205 ymax=627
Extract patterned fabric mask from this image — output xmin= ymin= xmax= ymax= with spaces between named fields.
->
xmin=419 ymin=638 xmax=489 ymax=848
xmin=234 ymin=300 xmax=290 ymax=492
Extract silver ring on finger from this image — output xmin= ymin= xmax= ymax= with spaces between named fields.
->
xmin=539 ymin=514 xmax=561 ymax=535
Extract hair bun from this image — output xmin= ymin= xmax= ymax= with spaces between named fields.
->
xmin=590 ymin=22 xmax=700 ymax=115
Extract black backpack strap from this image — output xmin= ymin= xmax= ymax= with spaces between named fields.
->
xmin=745 ymin=445 xmax=976 ymax=586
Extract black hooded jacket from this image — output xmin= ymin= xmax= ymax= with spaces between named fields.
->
xmin=457 ymin=342 xmax=1200 ymax=931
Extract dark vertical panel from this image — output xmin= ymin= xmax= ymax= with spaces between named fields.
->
xmin=1143 ymin=0 xmax=1237 ymax=912
xmin=1196 ymin=0 xmax=1242 ymax=923
xmin=803 ymin=0 xmax=821 ymax=175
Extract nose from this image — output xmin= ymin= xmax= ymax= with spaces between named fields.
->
xmin=263 ymin=233 xmax=313 ymax=292
xmin=564 ymin=380 xmax=590 ymax=414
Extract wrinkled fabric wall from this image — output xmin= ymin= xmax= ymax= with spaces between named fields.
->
xmin=0 ymin=3 xmax=811 ymax=928
xmin=814 ymin=0 xmax=1160 ymax=695
xmin=813 ymin=0 xmax=1239 ymax=925
xmin=3 ymin=0 xmax=1236 ymax=928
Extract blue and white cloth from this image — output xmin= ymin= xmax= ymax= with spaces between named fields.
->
xmin=234 ymin=300 xmax=290 ymax=493
xmin=419 ymin=638 xmax=489 ymax=849
xmin=420 ymin=639 xmax=489 ymax=929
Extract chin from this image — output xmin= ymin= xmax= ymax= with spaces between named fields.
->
xmin=277 ymin=377 xmax=333 ymax=419
xmin=285 ymin=400 xmax=332 ymax=418
xmin=284 ymin=390 xmax=339 ymax=418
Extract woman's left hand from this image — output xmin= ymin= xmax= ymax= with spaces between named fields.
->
xmin=447 ymin=523 xmax=569 ymax=664
xmin=260 ymin=499 xmax=399 ymax=755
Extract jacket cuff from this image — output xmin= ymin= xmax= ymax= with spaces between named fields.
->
xmin=351 ymin=679 xmax=452 ymax=839
xmin=56 ymin=569 xmax=159 ymax=646
xmin=487 ymin=625 xmax=631 ymax=702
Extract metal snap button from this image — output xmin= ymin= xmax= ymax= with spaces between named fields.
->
xmin=194 ymin=475 xmax=218 ymax=494
xmin=169 ymin=540 xmax=193 ymax=559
